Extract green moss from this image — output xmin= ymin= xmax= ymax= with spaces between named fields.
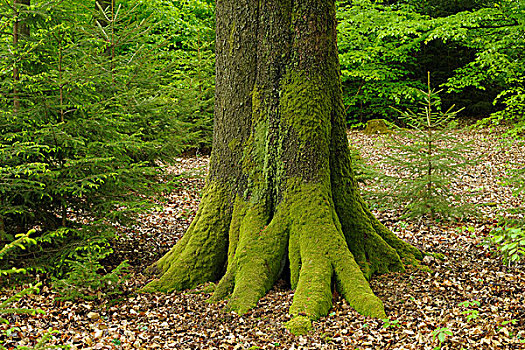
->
xmin=285 ymin=315 xmax=313 ymax=336
xmin=288 ymin=231 xmax=301 ymax=289
xmin=280 ymin=70 xmax=331 ymax=148
xmin=208 ymin=197 xmax=289 ymax=314
xmin=228 ymin=21 xmax=236 ymax=56
xmin=142 ymin=182 xmax=231 ymax=293
xmin=416 ymin=264 xmax=433 ymax=273
xmin=363 ymin=119 xmax=392 ymax=135
xmin=329 ymin=128 xmax=414 ymax=277
xmin=330 ymin=132 xmax=421 ymax=276
xmin=285 ymin=179 xmax=386 ymax=320
xmin=240 ymin=85 xmax=271 ymax=202
xmin=428 ymin=252 xmax=445 ymax=260
xmin=187 ymin=282 xmax=216 ymax=294
xmin=366 ymin=205 xmax=423 ymax=264
xmin=251 ymin=84 xmax=262 ymax=122
xmin=228 ymin=138 xmax=240 ymax=152
xmin=228 ymin=202 xmax=289 ymax=313
xmin=226 ymin=199 xmax=245 ymax=266
xmin=210 ymin=270 xmax=234 ymax=302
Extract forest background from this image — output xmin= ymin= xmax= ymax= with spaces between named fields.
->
xmin=0 ymin=0 xmax=524 ymax=308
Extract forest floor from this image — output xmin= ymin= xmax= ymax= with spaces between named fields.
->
xmin=2 ymin=129 xmax=525 ymax=350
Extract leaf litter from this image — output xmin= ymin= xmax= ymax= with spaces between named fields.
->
xmin=1 ymin=129 xmax=524 ymax=349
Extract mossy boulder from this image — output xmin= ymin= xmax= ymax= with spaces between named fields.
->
xmin=363 ymin=119 xmax=392 ymax=135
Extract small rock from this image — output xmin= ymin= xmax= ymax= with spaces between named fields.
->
xmin=87 ymin=312 xmax=100 ymax=320
xmin=423 ymin=255 xmax=435 ymax=264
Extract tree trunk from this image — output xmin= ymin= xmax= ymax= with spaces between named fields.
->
xmin=95 ymin=0 xmax=113 ymax=28
xmin=95 ymin=0 xmax=114 ymax=59
xmin=12 ymin=0 xmax=30 ymax=112
xmin=145 ymin=0 xmax=421 ymax=334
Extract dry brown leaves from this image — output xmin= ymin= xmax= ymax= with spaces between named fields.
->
xmin=1 ymin=129 xmax=524 ymax=349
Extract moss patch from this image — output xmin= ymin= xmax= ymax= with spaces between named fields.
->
xmin=285 ymin=315 xmax=313 ymax=336
xmin=285 ymin=179 xmax=386 ymax=319
xmin=142 ymin=182 xmax=231 ymax=293
xmin=212 ymin=198 xmax=289 ymax=314
xmin=363 ymin=119 xmax=392 ymax=135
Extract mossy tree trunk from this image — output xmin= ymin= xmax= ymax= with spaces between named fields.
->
xmin=145 ymin=0 xmax=421 ymax=333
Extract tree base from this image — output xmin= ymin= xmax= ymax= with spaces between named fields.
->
xmin=143 ymin=180 xmax=421 ymax=328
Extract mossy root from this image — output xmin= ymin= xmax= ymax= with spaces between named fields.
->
xmin=144 ymin=181 xmax=417 ymax=330
xmin=142 ymin=183 xmax=231 ymax=292
xmin=213 ymin=203 xmax=289 ymax=314
xmin=285 ymin=315 xmax=313 ymax=336
xmin=286 ymin=183 xmax=387 ymax=325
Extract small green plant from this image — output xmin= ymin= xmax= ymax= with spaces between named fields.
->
xmin=380 ymin=73 xmax=474 ymax=221
xmin=485 ymin=226 xmax=525 ymax=266
xmin=0 ymin=231 xmax=67 ymax=350
xmin=456 ymin=225 xmax=476 ymax=235
xmin=497 ymin=318 xmax=517 ymax=332
xmin=320 ymin=332 xmax=333 ymax=342
xmin=1 ymin=232 xmax=41 ymax=320
xmin=382 ymin=318 xmax=401 ymax=328
xmin=52 ymin=247 xmax=129 ymax=301
xmin=502 ymin=319 xmax=517 ymax=326
xmin=496 ymin=319 xmax=525 ymax=344
xmin=397 ymin=221 xmax=409 ymax=229
xmin=458 ymin=300 xmax=480 ymax=322
xmin=432 ymin=327 xmax=453 ymax=350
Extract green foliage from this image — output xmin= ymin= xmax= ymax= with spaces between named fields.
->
xmin=0 ymin=231 xmax=67 ymax=350
xmin=337 ymin=0 xmax=428 ymax=124
xmin=0 ymin=232 xmax=41 ymax=323
xmin=381 ymin=317 xmax=401 ymax=328
xmin=486 ymin=226 xmax=525 ymax=266
xmin=51 ymin=249 xmax=129 ymax=301
xmin=378 ymin=75 xmax=474 ymax=220
xmin=336 ymin=0 xmax=525 ymax=127
xmin=142 ymin=0 xmax=215 ymax=148
xmin=405 ymin=0 xmax=492 ymax=17
xmin=432 ymin=327 xmax=453 ymax=350
xmin=490 ymin=83 xmax=525 ymax=137
xmin=0 ymin=0 xmax=212 ymax=275
xmin=458 ymin=300 xmax=480 ymax=322
xmin=438 ymin=1 xmax=525 ymax=133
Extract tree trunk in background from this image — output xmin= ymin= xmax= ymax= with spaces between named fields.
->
xmin=12 ymin=0 xmax=30 ymax=112
xmin=145 ymin=0 xmax=422 ymax=334
xmin=95 ymin=0 xmax=115 ymax=68
xmin=95 ymin=0 xmax=113 ymax=28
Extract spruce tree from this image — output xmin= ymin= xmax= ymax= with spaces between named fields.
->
xmin=380 ymin=73 xmax=474 ymax=221
xmin=0 ymin=0 xmax=191 ymax=272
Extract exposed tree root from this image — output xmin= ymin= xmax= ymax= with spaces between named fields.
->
xmin=144 ymin=179 xmax=420 ymax=335
xmin=142 ymin=183 xmax=231 ymax=292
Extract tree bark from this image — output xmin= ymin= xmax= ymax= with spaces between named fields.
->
xmin=145 ymin=0 xmax=421 ymax=334
xmin=95 ymin=0 xmax=113 ymax=28
xmin=12 ymin=0 xmax=30 ymax=112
